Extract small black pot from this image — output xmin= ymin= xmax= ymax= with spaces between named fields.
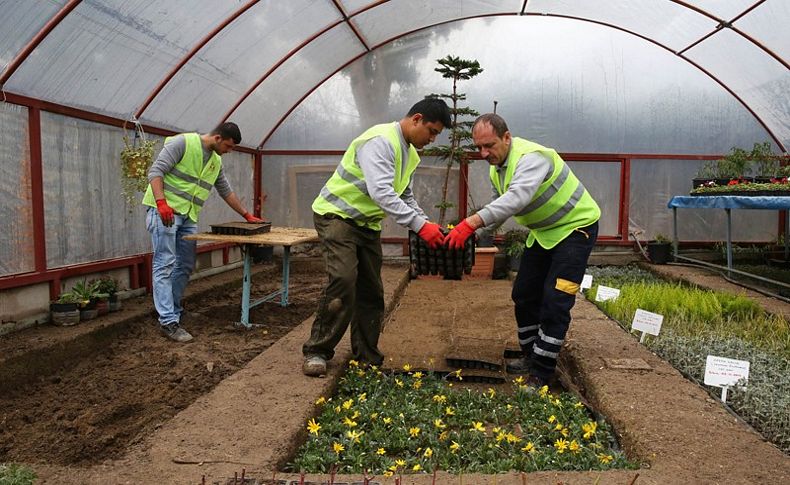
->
xmin=647 ymin=241 xmax=672 ymax=264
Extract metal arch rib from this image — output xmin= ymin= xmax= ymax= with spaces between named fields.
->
xmin=0 ymin=0 xmax=83 ymax=87
xmin=331 ymin=0 xmax=371 ymax=52
xmin=134 ymin=0 xmax=262 ymax=120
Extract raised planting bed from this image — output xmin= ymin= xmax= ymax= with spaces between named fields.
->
xmin=289 ymin=361 xmax=634 ymax=475
xmin=585 ymin=265 xmax=790 ymax=452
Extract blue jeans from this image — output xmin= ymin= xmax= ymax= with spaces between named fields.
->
xmin=146 ymin=208 xmax=197 ymax=326
xmin=512 ymin=221 xmax=599 ymax=380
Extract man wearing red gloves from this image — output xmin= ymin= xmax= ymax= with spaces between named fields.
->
xmin=446 ymin=113 xmax=600 ymax=387
xmin=303 ymin=98 xmax=452 ymax=376
xmin=143 ymin=122 xmax=262 ymax=342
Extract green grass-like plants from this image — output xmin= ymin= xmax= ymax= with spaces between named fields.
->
xmin=0 ymin=463 xmax=36 ymax=485
xmin=290 ymin=362 xmax=634 ymax=475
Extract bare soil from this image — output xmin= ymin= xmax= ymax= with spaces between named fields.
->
xmin=2 ymin=261 xmax=788 ymax=484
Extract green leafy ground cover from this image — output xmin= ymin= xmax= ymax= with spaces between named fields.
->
xmin=587 ymin=265 xmax=790 ymax=452
xmin=0 ymin=464 xmax=36 ymax=485
xmin=291 ymin=362 xmax=635 ymax=475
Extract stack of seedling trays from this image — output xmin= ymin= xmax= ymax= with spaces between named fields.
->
xmin=408 ymin=230 xmax=475 ymax=279
xmin=210 ymin=221 xmax=272 ymax=236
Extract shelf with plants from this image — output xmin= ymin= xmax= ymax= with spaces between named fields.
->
xmin=691 ymin=142 xmax=789 ymax=196
xmin=585 ymin=265 xmax=790 ymax=452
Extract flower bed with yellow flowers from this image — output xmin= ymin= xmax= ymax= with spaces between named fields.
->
xmin=289 ymin=362 xmax=635 ymax=476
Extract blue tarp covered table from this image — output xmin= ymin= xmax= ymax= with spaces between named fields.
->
xmin=186 ymin=227 xmax=319 ymax=328
xmin=667 ymin=196 xmax=790 ymax=271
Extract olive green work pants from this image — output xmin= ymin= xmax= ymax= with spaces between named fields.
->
xmin=302 ymin=212 xmax=385 ymax=365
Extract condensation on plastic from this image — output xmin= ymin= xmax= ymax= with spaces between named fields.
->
xmin=0 ymin=102 xmax=33 ymax=276
xmin=629 ymin=159 xmax=777 ymax=242
xmin=230 ymin=23 xmax=366 ymax=148
xmin=40 ymin=111 xmax=155 ymax=267
xmin=683 ymin=0 xmax=760 ymax=21
xmin=144 ymin=0 xmax=342 ymax=134
xmin=338 ymin=0 xmax=378 ymax=15
xmin=5 ymin=0 xmax=241 ymax=119
xmin=734 ymin=1 xmax=790 ymax=62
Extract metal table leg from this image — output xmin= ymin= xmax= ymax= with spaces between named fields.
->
xmin=281 ymin=245 xmax=290 ymax=307
xmin=785 ymin=210 xmax=789 ymax=261
xmin=239 ymin=244 xmax=252 ymax=328
xmin=672 ymin=207 xmax=678 ymax=261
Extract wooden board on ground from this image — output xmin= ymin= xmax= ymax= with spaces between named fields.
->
xmin=185 ymin=226 xmax=318 ymax=246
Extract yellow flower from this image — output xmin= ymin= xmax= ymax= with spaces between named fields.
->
xmin=370 ymin=412 xmax=378 ymax=420
xmin=514 ymin=376 xmax=524 ymax=384
xmin=454 ymin=369 xmax=463 ymax=380
xmin=399 ymin=413 xmax=405 ymax=419
xmin=569 ymin=440 xmax=580 ymax=453
xmin=450 ymin=441 xmax=461 ymax=453
xmin=357 ymin=369 xmax=366 ymax=377
xmin=598 ymin=453 xmax=614 ymax=464
xmin=306 ymin=418 xmax=321 ymax=435
xmin=423 ymin=447 xmax=433 ymax=458
xmin=412 ymin=464 xmax=421 ymax=472
xmin=334 ymin=405 xmax=341 ymax=413
xmin=548 ymin=415 xmax=556 ymax=423
xmin=432 ymin=394 xmax=447 ymax=404
xmin=554 ymin=438 xmax=568 ymax=453
xmin=561 ymin=427 xmax=569 ymax=437
xmin=506 ymin=433 xmax=521 ymax=444
xmin=342 ymin=417 xmax=358 ymax=428
xmin=395 ymin=378 xmax=404 ymax=388
xmin=486 ymin=388 xmax=496 ymax=398
xmin=383 ymin=417 xmax=392 ymax=424
xmin=409 ymin=427 xmax=421 ymax=437
xmin=553 ymin=398 xmax=562 ymax=406
xmin=438 ymin=430 xmax=449 ymax=441
xmin=582 ymin=421 xmax=597 ymax=439
xmin=506 ymin=404 xmax=513 ymax=411
xmin=495 ymin=432 xmax=506 ymax=442
xmin=574 ymin=401 xmax=584 ymax=409
xmin=403 ymin=363 xmax=411 ymax=372
xmin=445 ymin=406 xmax=455 ymax=416
xmin=538 ymin=385 xmax=549 ymax=398
xmin=346 ymin=429 xmax=364 ymax=442
xmin=342 ymin=399 xmax=354 ymax=410
xmin=521 ymin=442 xmax=535 ymax=453
xmin=358 ymin=393 xmax=367 ymax=402
xmin=554 ymin=423 xmax=563 ymax=431
xmin=315 ymin=397 xmax=326 ymax=405
xmin=434 ymin=418 xmax=446 ymax=429
xmin=383 ymin=471 xmax=393 ymax=477
xmin=470 ymin=421 xmax=486 ymax=433
xmin=414 ymin=371 xmax=423 ymax=379
xmin=349 ymin=359 xmax=359 ymax=367
xmin=376 ymin=447 xmax=386 ymax=455
xmin=412 ymin=379 xmax=422 ymax=389
xmin=351 ymin=410 xmax=360 ymax=419
xmin=395 ymin=459 xmax=406 ymax=468
xmin=333 ymin=442 xmax=344 ymax=454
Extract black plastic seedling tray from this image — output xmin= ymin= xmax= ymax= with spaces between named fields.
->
xmin=210 ymin=221 xmax=272 ymax=236
xmin=408 ymin=229 xmax=475 ymax=279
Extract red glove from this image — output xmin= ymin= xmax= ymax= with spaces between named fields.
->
xmin=243 ymin=212 xmax=264 ymax=223
xmin=446 ymin=219 xmax=475 ymax=249
xmin=155 ymin=199 xmax=174 ymax=227
xmin=417 ymin=222 xmax=445 ymax=249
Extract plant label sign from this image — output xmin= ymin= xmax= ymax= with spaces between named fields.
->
xmin=580 ymin=274 xmax=593 ymax=291
xmin=595 ymin=285 xmax=620 ymax=302
xmin=704 ymin=355 xmax=749 ymax=388
xmin=631 ymin=309 xmax=663 ymax=336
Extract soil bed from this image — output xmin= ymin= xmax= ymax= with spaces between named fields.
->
xmin=0 ymin=260 xmax=325 ymax=466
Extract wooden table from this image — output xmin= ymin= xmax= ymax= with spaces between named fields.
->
xmin=186 ymin=227 xmax=319 ymax=328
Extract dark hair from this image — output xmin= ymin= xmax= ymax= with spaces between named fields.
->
xmin=210 ymin=122 xmax=242 ymax=144
xmin=473 ymin=113 xmax=509 ymax=137
xmin=407 ymin=97 xmax=452 ymax=128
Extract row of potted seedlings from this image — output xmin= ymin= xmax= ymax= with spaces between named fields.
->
xmin=49 ymin=276 xmax=122 ymax=326
xmin=691 ymin=142 xmax=790 ymax=196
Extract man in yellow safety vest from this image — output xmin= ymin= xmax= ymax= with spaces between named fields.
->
xmin=446 ymin=113 xmax=600 ymax=387
xmin=303 ymin=98 xmax=452 ymax=376
xmin=143 ymin=122 xmax=262 ymax=342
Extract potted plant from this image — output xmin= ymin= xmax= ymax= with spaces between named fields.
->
xmin=94 ymin=275 xmax=121 ymax=312
xmin=71 ymin=280 xmax=99 ymax=320
xmin=752 ymin=141 xmax=779 ymax=183
xmin=50 ymin=291 xmax=81 ymax=326
xmin=120 ymin=122 xmax=157 ymax=209
xmin=693 ymin=146 xmax=754 ymax=189
xmin=647 ymin=234 xmax=672 ymax=264
xmin=503 ymin=229 xmax=529 ymax=271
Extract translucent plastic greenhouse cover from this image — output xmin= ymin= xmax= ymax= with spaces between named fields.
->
xmin=0 ymin=0 xmax=787 ymax=150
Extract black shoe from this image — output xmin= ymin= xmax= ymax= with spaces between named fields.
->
xmin=160 ymin=323 xmax=193 ymax=342
xmin=505 ymin=356 xmax=532 ymax=374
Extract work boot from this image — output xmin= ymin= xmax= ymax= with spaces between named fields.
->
xmin=160 ymin=323 xmax=193 ymax=343
xmin=303 ymin=356 xmax=327 ymax=377
xmin=505 ymin=356 xmax=532 ymax=374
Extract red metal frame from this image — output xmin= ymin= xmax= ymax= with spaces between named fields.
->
xmin=28 ymin=107 xmax=47 ymax=273
xmin=254 ymin=152 xmax=263 ymax=217
xmin=331 ymin=0 xmax=371 ymax=51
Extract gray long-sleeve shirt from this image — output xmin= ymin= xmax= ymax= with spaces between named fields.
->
xmin=355 ymin=122 xmax=428 ymax=232
xmin=147 ymin=134 xmax=233 ymax=198
xmin=476 ymin=150 xmax=551 ymax=228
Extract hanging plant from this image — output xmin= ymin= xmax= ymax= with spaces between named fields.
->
xmin=120 ymin=120 xmax=157 ymax=209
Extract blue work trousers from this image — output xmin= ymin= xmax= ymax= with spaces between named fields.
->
xmin=146 ymin=208 xmax=197 ymax=326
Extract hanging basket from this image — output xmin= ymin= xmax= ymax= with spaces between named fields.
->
xmin=120 ymin=119 xmax=157 ymax=208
